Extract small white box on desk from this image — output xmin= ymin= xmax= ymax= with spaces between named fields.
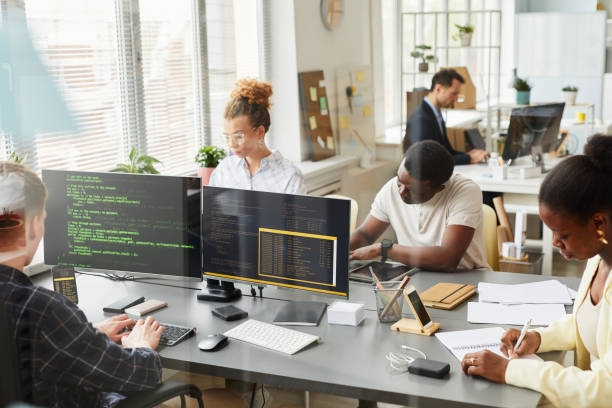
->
xmin=327 ymin=301 xmax=365 ymax=326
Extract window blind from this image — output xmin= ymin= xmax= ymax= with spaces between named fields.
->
xmin=22 ymin=0 xmax=124 ymax=173
xmin=139 ymin=0 xmax=200 ymax=174
xmin=2 ymin=0 xmax=262 ymax=173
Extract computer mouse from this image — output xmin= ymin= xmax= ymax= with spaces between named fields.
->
xmin=198 ymin=334 xmax=228 ymax=351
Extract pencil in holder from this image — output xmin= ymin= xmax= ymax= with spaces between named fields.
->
xmin=374 ymin=281 xmax=404 ymax=322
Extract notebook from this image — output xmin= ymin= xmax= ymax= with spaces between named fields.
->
xmin=419 ymin=282 xmax=476 ymax=310
xmin=435 ymin=327 xmax=542 ymax=362
xmin=272 ymin=301 xmax=327 ymax=326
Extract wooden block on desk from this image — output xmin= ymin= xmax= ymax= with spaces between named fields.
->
xmin=391 ymin=319 xmax=440 ymax=336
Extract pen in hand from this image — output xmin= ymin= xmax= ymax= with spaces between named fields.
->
xmin=512 ymin=318 xmax=532 ymax=358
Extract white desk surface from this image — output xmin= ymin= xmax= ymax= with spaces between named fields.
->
xmin=453 ymin=164 xmax=544 ymax=195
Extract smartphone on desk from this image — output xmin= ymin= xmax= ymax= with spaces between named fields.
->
xmin=403 ymin=285 xmax=433 ymax=330
xmin=348 ymin=260 xmax=414 ymax=283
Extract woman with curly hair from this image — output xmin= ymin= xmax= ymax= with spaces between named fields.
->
xmin=209 ymin=78 xmax=306 ymax=194
xmin=461 ymin=134 xmax=612 ymax=407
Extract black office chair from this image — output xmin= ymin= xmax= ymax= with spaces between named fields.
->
xmin=0 ymin=302 xmax=204 ymax=408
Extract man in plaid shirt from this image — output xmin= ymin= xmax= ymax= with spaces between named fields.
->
xmin=0 ymin=162 xmax=165 ymax=407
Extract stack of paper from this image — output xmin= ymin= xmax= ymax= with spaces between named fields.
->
xmin=478 ymin=280 xmax=572 ymax=305
xmin=436 ymin=327 xmax=542 ymax=362
xmin=467 ymin=280 xmax=575 ymax=326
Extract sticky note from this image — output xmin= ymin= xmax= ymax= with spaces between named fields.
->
xmin=356 ymin=70 xmax=366 ymax=82
xmin=340 ymin=116 xmax=350 ymax=129
xmin=309 ymin=115 xmax=317 ymax=130
xmin=319 ymin=96 xmax=328 ymax=115
xmin=326 ymin=137 xmax=334 ymax=150
xmin=363 ymin=105 xmax=372 ymax=117
xmin=317 ymin=136 xmax=325 ymax=148
xmin=353 ymin=94 xmax=363 ymax=108
xmin=309 ymin=86 xmax=317 ymax=102
xmin=319 ymin=80 xmax=326 ymax=88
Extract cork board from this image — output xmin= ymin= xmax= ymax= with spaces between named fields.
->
xmin=298 ymin=70 xmax=335 ymax=161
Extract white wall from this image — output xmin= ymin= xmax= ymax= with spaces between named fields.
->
xmin=264 ymin=0 xmax=303 ymax=163
xmin=293 ymin=0 xmax=376 ymax=160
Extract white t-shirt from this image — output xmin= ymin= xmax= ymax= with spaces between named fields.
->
xmin=370 ymin=173 xmax=489 ymax=270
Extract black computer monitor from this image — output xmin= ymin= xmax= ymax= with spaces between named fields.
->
xmin=502 ymin=103 xmax=565 ymax=162
xmin=42 ymin=170 xmax=202 ymax=281
xmin=200 ymin=186 xmax=350 ymax=302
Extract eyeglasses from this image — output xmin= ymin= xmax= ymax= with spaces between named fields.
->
xmin=224 ymin=132 xmax=246 ymax=146
xmin=223 ymin=127 xmax=258 ymax=146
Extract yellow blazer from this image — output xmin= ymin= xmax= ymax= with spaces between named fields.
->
xmin=505 ymin=256 xmax=612 ymax=407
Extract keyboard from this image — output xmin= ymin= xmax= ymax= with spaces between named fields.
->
xmin=159 ymin=322 xmax=196 ymax=346
xmin=224 ymin=319 xmax=320 ymax=355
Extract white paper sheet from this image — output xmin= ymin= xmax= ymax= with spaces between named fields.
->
xmin=467 ymin=302 xmax=566 ymax=326
xmin=478 ymin=280 xmax=572 ymax=305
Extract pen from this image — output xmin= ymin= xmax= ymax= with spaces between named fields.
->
xmin=514 ymin=318 xmax=532 ymax=354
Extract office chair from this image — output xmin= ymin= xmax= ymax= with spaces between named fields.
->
xmin=325 ymin=194 xmax=359 ymax=234
xmin=0 ymin=302 xmax=204 ymax=408
xmin=482 ymin=204 xmax=499 ymax=270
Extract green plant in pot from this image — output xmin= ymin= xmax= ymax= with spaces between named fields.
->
xmin=562 ymin=85 xmax=578 ymax=106
xmin=195 ymin=146 xmax=226 ymax=186
xmin=453 ymin=24 xmax=474 ymax=47
xmin=0 ymin=208 xmax=25 ymax=249
xmin=513 ymin=77 xmax=532 ymax=105
xmin=109 ymin=146 xmax=161 ymax=174
xmin=410 ymin=44 xmax=438 ymax=73
xmin=8 ymin=151 xmax=28 ymax=164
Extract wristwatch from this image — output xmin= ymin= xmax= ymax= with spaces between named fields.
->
xmin=380 ymin=239 xmax=393 ymax=263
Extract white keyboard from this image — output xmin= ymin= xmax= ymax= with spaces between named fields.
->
xmin=224 ymin=319 xmax=320 ymax=355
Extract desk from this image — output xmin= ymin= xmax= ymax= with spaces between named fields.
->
xmin=34 ymin=269 xmax=580 ymax=408
xmin=454 ymin=162 xmax=557 ymax=275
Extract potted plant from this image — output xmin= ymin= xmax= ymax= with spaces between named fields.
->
xmin=109 ymin=146 xmax=161 ymax=174
xmin=8 ymin=151 xmax=27 ymax=164
xmin=513 ymin=77 xmax=532 ymax=105
xmin=195 ymin=146 xmax=226 ymax=186
xmin=0 ymin=208 xmax=25 ymax=248
xmin=562 ymin=85 xmax=578 ymax=106
xmin=410 ymin=44 xmax=438 ymax=73
xmin=453 ymin=24 xmax=474 ymax=47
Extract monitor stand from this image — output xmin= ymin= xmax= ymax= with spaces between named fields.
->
xmin=197 ymin=278 xmax=242 ymax=302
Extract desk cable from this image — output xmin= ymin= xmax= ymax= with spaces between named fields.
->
xmin=386 ymin=345 xmax=427 ymax=372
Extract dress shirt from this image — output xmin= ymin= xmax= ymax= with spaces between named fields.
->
xmin=0 ymin=264 xmax=162 ymax=408
xmin=423 ymin=97 xmax=445 ymax=135
xmin=209 ymin=150 xmax=307 ymax=194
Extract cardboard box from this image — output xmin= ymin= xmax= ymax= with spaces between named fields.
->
xmin=441 ymin=66 xmax=476 ymax=109
xmin=406 ymin=87 xmax=429 ymax=119
xmin=447 ymin=127 xmax=467 ymax=152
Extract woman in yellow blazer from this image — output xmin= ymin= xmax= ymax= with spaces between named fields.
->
xmin=460 ymin=134 xmax=612 ymax=407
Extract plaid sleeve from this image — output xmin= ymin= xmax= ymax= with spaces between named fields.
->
xmin=32 ymin=289 xmax=162 ymax=393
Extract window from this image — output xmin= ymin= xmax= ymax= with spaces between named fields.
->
xmin=382 ymin=0 xmax=502 ymax=128
xmin=1 ymin=0 xmax=260 ymax=174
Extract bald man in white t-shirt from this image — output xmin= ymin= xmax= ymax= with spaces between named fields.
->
xmin=350 ymin=140 xmax=489 ymax=271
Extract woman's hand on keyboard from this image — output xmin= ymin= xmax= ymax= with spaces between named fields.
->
xmin=121 ymin=316 xmax=166 ymax=350
xmin=93 ymin=314 xmax=136 ymax=343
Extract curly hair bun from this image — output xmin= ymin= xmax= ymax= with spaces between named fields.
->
xmin=584 ymin=134 xmax=612 ymax=174
xmin=230 ymin=78 xmax=273 ymax=110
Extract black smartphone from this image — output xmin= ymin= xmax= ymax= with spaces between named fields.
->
xmin=52 ymin=266 xmax=78 ymax=304
xmin=103 ymin=295 xmax=146 ymax=314
xmin=212 ymin=305 xmax=248 ymax=321
xmin=408 ymin=358 xmax=450 ymax=379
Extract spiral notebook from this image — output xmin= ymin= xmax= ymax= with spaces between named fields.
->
xmin=435 ymin=327 xmax=542 ymax=362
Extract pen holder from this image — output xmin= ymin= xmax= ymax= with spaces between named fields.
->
xmin=374 ymin=281 xmax=404 ymax=323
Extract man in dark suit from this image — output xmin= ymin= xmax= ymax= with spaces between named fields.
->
xmin=403 ymin=69 xmax=489 ymax=165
